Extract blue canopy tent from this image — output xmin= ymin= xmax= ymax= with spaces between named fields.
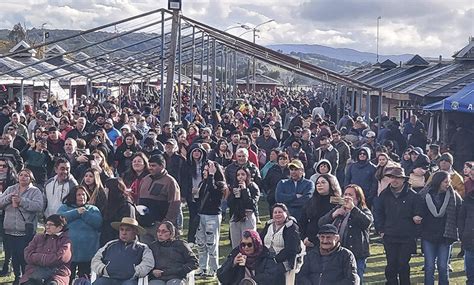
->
xmin=424 ymin=82 xmax=474 ymax=113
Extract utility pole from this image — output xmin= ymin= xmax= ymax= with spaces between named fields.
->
xmin=162 ymin=9 xmax=180 ymax=125
xmin=376 ymin=16 xmax=381 ymax=63
xmin=42 ymin=23 xmax=47 ymax=59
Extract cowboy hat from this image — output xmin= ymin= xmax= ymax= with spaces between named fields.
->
xmin=111 ymin=217 xmax=146 ymax=235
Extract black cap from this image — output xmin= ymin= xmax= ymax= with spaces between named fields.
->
xmin=318 ymin=224 xmax=338 ymax=235
xmin=48 ymin=126 xmax=58 ymax=132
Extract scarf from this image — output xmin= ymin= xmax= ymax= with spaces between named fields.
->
xmin=424 ymin=187 xmax=459 ymax=241
xmin=425 ymin=190 xmax=450 ymax=218
xmin=239 ymin=230 xmax=263 ymax=270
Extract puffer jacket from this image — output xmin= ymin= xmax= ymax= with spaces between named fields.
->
xmin=319 ymin=206 xmax=373 ymax=259
xmin=21 ymin=232 xmax=72 ymax=285
xmin=148 ymin=239 xmax=198 ymax=281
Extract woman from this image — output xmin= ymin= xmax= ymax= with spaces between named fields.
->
xmin=148 ymin=221 xmax=198 ymax=285
xmin=263 ymin=152 xmax=290 ymax=214
xmin=0 ymin=169 xmax=43 ymax=285
xmin=115 ymin=133 xmax=142 ymax=176
xmin=57 ymin=186 xmax=102 ymax=283
xmin=227 ymin=167 xmax=260 ymax=248
xmin=207 ymin=139 xmax=233 ymax=168
xmin=122 ymin=152 xmax=150 ymax=203
xmin=195 ymin=161 xmax=226 ymax=277
xmin=309 ymin=159 xmax=333 ymax=185
xmin=318 ymin=184 xmax=373 ymax=283
xmin=415 ymin=171 xmax=463 ymax=285
xmin=375 ymin=153 xmax=393 ymax=197
xmin=0 ymin=158 xmax=17 ymax=277
xmin=21 ymin=215 xmax=72 ymax=285
xmin=299 ymin=174 xmax=341 ymax=249
xmin=260 ymin=149 xmax=280 ymax=180
xmin=409 ymin=153 xmax=431 ymax=192
xmin=217 ymin=229 xmax=285 ymax=285
xmin=400 ymin=147 xmax=414 ymax=176
xmin=459 ymin=166 xmax=474 ymax=284
xmin=21 ymin=139 xmax=53 ymax=186
xmin=99 ymin=178 xmax=135 ymax=246
xmin=186 ymin=124 xmax=199 ymax=146
xmin=259 ymin=203 xmax=301 ymax=281
xmin=286 ymin=139 xmax=307 ymax=168
xmin=80 ymin=168 xmax=107 ymax=214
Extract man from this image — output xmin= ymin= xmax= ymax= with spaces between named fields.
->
xmin=104 ymin=119 xmax=121 ymax=145
xmin=58 ymin=118 xmax=73 ymax=141
xmin=62 ymin=138 xmax=81 ymax=177
xmin=194 ymin=127 xmax=217 ymax=149
xmin=66 ymin=117 xmax=89 ymax=140
xmin=361 ymin=131 xmax=379 ymax=159
xmin=0 ymin=134 xmax=23 ymax=171
xmin=238 ymin=135 xmax=259 ymax=168
xmin=91 ymin=217 xmax=154 ymax=285
xmin=332 ymin=130 xmax=351 ymax=185
xmin=427 ymin=152 xmax=465 ymax=198
xmin=297 ymin=224 xmax=359 ymax=285
xmin=228 ymin=131 xmax=241 ymax=155
xmin=44 ymin=158 xmax=78 ymax=217
xmin=314 ymin=135 xmax=339 ymax=175
xmin=163 ymin=139 xmax=185 ymax=185
xmin=275 ymin=159 xmax=314 ymax=221
xmin=345 ymin=147 xmax=377 ymax=208
xmin=375 ymin=165 xmax=419 ymax=285
xmin=311 ymin=103 xmax=325 ymax=121
xmin=88 ymin=113 xmax=106 ymax=134
xmin=157 ymin=122 xmax=174 ymax=144
xmin=427 ymin=144 xmax=441 ymax=172
xmin=403 ymin=114 xmax=425 ymax=140
xmin=282 ymin=126 xmax=303 ymax=149
xmin=7 ymin=125 xmax=27 ymax=152
xmin=138 ymin=154 xmax=181 ymax=243
xmin=0 ymin=106 xmax=10 ymax=135
xmin=3 ymin=112 xmax=28 ymax=140
xmin=256 ymin=124 xmax=279 ymax=163
xmin=46 ymin=126 xmax=65 ymax=156
xmin=224 ymin=148 xmax=261 ymax=188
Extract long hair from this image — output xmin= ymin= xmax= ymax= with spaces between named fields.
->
xmin=234 ymin=166 xmax=251 ymax=187
xmin=92 ymin=149 xmax=113 ymax=177
xmin=62 ymin=185 xmax=90 ymax=207
xmin=131 ymin=152 xmax=150 ymax=175
xmin=344 ymin=184 xmax=367 ymax=209
xmin=428 ymin=171 xmax=450 ymax=192
xmin=317 ymin=174 xmax=342 ymax=197
xmin=81 ymin=168 xmax=104 ymax=204
xmin=103 ymin=178 xmax=130 ymax=220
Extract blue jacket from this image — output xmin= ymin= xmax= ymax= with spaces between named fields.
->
xmin=57 ymin=204 xmax=102 ymax=262
xmin=275 ymin=177 xmax=314 ymax=221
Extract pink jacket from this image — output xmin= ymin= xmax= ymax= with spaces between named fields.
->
xmin=21 ymin=232 xmax=72 ymax=285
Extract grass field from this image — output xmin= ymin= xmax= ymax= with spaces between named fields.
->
xmin=0 ymin=200 xmax=467 ymax=284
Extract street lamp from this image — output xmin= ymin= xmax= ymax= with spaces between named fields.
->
xmin=376 ymin=16 xmax=381 ymax=63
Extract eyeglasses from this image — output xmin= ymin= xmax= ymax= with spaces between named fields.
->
xmin=240 ymin=242 xmax=253 ymax=248
xmin=0 ymin=164 xmax=7 ymax=168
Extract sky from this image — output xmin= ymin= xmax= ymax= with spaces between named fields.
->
xmin=0 ymin=0 xmax=473 ymax=58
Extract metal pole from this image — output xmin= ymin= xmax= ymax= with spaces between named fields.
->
xmin=20 ymin=79 xmax=24 ymax=110
xmin=162 ymin=9 xmax=180 ymax=124
xmin=160 ymin=10 xmax=165 ymax=116
xmin=365 ymin=91 xmax=371 ymax=123
xmin=378 ymin=88 xmax=383 ymax=134
xmin=224 ymin=47 xmax=228 ymax=92
xmin=190 ymin=25 xmax=195 ymax=111
xmin=351 ymin=88 xmax=356 ymax=114
xmin=211 ymin=39 xmax=217 ymax=110
xmin=200 ymin=33 xmax=204 ymax=106
xmin=48 ymin=79 xmax=52 ymax=99
xmin=377 ymin=16 xmax=381 ymax=63
xmin=206 ymin=36 xmax=210 ymax=105
xmin=358 ymin=89 xmax=363 ymax=115
xmin=177 ymin=15 xmax=182 ymax=124
xmin=336 ymin=84 xmax=341 ymax=121
xmin=246 ymin=58 xmax=250 ymax=91
xmin=252 ymin=29 xmax=256 ymax=92
xmin=233 ymin=51 xmax=237 ymax=99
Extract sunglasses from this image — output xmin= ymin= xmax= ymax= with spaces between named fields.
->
xmin=240 ymin=242 xmax=253 ymax=248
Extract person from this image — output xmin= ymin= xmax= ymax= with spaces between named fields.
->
xmin=122 ymin=152 xmax=150 ymax=203
xmin=318 ymin=184 xmax=373 ymax=283
xmin=427 ymin=153 xmax=465 ymax=198
xmin=259 ymin=203 xmax=301 ymax=282
xmin=0 ymin=133 xmax=24 ymax=171
xmin=138 ymin=154 xmax=181 ymax=243
xmin=258 ymin=149 xmax=280 ymax=180
xmin=148 ymin=221 xmax=198 ymax=285
xmin=459 ymin=172 xmax=474 ymax=284
xmin=256 ymin=125 xmax=279 ymax=163
xmin=296 ymin=224 xmax=359 ymax=285
xmin=375 ymin=165 xmax=419 ymax=285
xmin=300 ymin=174 xmax=341 ymax=250
xmin=194 ymin=161 xmax=226 ymax=278
xmin=415 ymin=171 xmax=463 ymax=285
xmin=80 ymin=168 xmax=107 ymax=214
xmin=22 ymin=138 xmax=53 ymax=186
xmin=44 ymin=158 xmax=78 ymax=218
xmin=227 ymin=167 xmax=260 ymax=248
xmin=217 ymin=229 xmax=285 ymax=285
xmin=115 ymin=133 xmax=141 ymax=176
xmin=344 ymin=147 xmax=377 ymax=208
xmin=275 ymin=159 xmax=314 ymax=221
xmin=57 ymin=185 xmax=102 ymax=282
xmin=0 ymin=168 xmax=44 ymax=285
xmin=207 ymin=138 xmax=233 ymax=168
xmin=20 ymin=215 xmax=72 ymax=285
xmin=100 ymin=178 xmax=135 ymax=246
xmin=0 ymin=158 xmax=18 ymax=277
xmin=332 ymin=130 xmax=351 ymax=185
xmin=91 ymin=217 xmax=154 ymax=285
xmin=262 ymin=152 xmax=290 ymax=214
xmin=224 ymin=148 xmax=261 ymax=189
xmin=313 ymin=136 xmax=339 ymax=175
xmin=309 ymin=159 xmax=334 ymax=185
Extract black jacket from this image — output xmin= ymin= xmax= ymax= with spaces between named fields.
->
xmin=375 ymin=182 xmax=420 ymax=243
xmin=259 ymin=217 xmax=301 ymax=269
xmin=227 ymin=182 xmax=260 ymax=222
xmin=262 ymin=164 xmax=289 ymax=198
xmin=149 ymin=239 xmax=198 ymax=281
xmin=197 ymin=174 xmax=224 ymax=215
xmin=0 ymin=145 xmax=23 ymax=171
xmin=217 ymin=247 xmax=285 ymax=285
xmin=296 ymin=244 xmax=359 ymax=285
xmin=319 ymin=206 xmax=373 ymax=259
xmin=300 ymin=194 xmax=337 ymax=245
xmin=459 ymin=191 xmax=474 ymax=250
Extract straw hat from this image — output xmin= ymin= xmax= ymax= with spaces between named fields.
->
xmin=111 ymin=217 xmax=146 ymax=235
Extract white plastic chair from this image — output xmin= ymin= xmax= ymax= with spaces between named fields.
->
xmin=90 ymin=271 xmax=148 ymax=285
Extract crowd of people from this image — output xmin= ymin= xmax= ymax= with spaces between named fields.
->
xmin=0 ymin=87 xmax=472 ymax=285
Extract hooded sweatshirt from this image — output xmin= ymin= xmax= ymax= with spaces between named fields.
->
xmin=310 ymin=159 xmax=333 ymax=184
xmin=345 ymin=147 xmax=377 ymax=199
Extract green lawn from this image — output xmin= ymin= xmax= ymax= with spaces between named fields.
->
xmin=0 ymin=201 xmax=467 ymax=284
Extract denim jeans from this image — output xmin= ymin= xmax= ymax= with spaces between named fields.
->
xmin=195 ymin=214 xmax=221 ymax=274
xmin=422 ymin=240 xmax=451 ymax=285
xmin=356 ymin=258 xmax=366 ymax=284
xmin=465 ymin=249 xmax=474 ymax=285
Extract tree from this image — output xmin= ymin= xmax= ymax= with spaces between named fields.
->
xmin=8 ymin=23 xmax=26 ymax=44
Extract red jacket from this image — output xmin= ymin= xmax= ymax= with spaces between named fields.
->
xmin=22 ymin=232 xmax=72 ymax=285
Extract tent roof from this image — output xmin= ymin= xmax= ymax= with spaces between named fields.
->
xmin=424 ymin=82 xmax=474 ymax=113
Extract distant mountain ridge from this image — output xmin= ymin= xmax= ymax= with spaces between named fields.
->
xmin=267 ymin=44 xmax=415 ymax=64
